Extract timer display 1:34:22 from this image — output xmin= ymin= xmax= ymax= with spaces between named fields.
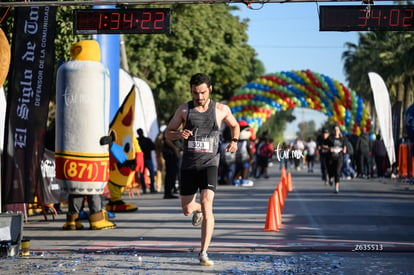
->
xmin=73 ymin=8 xmax=171 ymax=34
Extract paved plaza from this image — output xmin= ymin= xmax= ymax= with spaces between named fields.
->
xmin=1 ymin=163 xmax=414 ymax=274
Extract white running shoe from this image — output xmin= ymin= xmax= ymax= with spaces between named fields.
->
xmin=199 ymin=251 xmax=214 ymax=266
xmin=192 ymin=211 xmax=203 ymax=226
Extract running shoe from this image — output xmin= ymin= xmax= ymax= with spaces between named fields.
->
xmin=199 ymin=251 xmax=214 ymax=266
xmin=192 ymin=211 xmax=203 ymax=226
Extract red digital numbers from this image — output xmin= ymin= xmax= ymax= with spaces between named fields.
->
xmin=357 ymin=9 xmax=368 ymax=27
xmin=320 ymin=5 xmax=414 ymax=31
xmin=401 ymin=8 xmax=413 ymax=26
xmin=123 ymin=12 xmax=133 ymax=29
xmin=389 ymin=9 xmax=400 ymax=26
xmin=370 ymin=9 xmax=381 ymax=26
xmin=110 ymin=12 xmax=120 ymax=30
xmin=154 ymin=12 xmax=166 ymax=29
xmin=141 ymin=12 xmax=151 ymax=30
xmin=74 ymin=8 xmax=171 ymax=34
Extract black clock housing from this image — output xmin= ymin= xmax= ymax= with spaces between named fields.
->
xmin=73 ymin=8 xmax=171 ymax=34
xmin=320 ymin=5 xmax=414 ymax=31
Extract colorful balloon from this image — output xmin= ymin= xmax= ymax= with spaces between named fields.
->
xmin=229 ymin=70 xmax=373 ymax=135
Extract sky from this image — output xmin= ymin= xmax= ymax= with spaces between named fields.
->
xmin=230 ymin=2 xmax=360 ymax=140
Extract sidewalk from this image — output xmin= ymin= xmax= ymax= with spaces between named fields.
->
xmin=1 ymin=163 xmax=414 ymax=274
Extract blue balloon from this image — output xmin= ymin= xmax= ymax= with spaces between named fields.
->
xmin=323 ymin=75 xmax=338 ymax=98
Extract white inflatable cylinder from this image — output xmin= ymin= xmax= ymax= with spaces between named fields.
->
xmin=55 ymin=60 xmax=110 ymax=195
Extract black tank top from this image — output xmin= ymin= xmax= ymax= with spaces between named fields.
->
xmin=181 ymin=100 xmax=220 ymax=170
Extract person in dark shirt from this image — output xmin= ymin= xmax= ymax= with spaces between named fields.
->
xmin=327 ymin=125 xmax=346 ymax=193
xmin=165 ymin=73 xmax=240 ymax=266
xmin=373 ymin=134 xmax=387 ymax=177
xmin=316 ymin=128 xmax=330 ymax=185
xmin=137 ymin=128 xmax=157 ymax=193
xmin=355 ymin=128 xmax=373 ymax=178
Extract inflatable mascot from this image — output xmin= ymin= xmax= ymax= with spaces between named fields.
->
xmin=0 ymin=28 xmax=10 ymax=88
xmin=219 ymin=121 xmax=254 ymax=186
xmin=233 ymin=120 xmax=254 ymax=186
xmin=105 ymin=87 xmax=144 ymax=212
xmin=55 ymin=40 xmax=115 ymax=230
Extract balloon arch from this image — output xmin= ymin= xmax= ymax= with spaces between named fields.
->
xmin=228 ymin=70 xmax=372 ymax=136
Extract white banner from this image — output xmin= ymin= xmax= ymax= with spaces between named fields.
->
xmin=368 ymin=72 xmax=396 ymax=165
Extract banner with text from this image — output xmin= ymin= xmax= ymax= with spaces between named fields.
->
xmin=2 ymin=6 xmax=57 ymax=204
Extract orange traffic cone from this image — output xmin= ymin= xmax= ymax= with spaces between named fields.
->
xmin=287 ymin=172 xmax=293 ymax=192
xmin=283 ymin=179 xmax=288 ymax=199
xmin=277 ymin=183 xmax=285 ymax=210
xmin=273 ymin=190 xmax=282 ymax=228
xmin=281 ymin=167 xmax=287 ymax=185
xmin=264 ymin=193 xmax=281 ymax=231
xmin=264 ymin=196 xmax=278 ymax=231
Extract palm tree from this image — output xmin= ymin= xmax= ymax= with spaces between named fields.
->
xmin=377 ymin=31 xmax=414 ymax=136
xmin=342 ymin=31 xmax=414 ymax=138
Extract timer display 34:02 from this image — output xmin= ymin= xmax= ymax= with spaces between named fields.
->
xmin=73 ymin=8 xmax=171 ymax=34
xmin=320 ymin=5 xmax=414 ymax=31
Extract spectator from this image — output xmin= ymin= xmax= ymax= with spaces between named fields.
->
xmin=305 ymin=137 xmax=317 ymax=173
xmin=341 ymin=136 xmax=356 ymax=179
xmin=277 ymin=141 xmax=290 ymax=171
xmin=373 ymin=134 xmax=387 ymax=177
xmin=154 ymin=125 xmax=166 ymax=193
xmin=255 ymin=137 xmax=274 ymax=178
xmin=317 ymin=128 xmax=330 ymax=185
xmin=293 ymin=138 xmax=305 ymax=170
xmin=162 ymin=129 xmax=181 ymax=199
xmin=355 ymin=128 xmax=373 ymax=179
xmin=137 ymin=128 xmax=157 ymax=193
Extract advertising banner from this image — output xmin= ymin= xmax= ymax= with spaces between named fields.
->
xmin=2 ymin=6 xmax=57 ymax=204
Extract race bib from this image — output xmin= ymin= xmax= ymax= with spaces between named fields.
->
xmin=187 ymin=136 xmax=215 ymax=153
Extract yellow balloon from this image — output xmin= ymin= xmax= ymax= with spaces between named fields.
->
xmin=339 ymin=105 xmax=346 ymax=119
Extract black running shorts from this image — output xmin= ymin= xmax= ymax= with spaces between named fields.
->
xmin=180 ymin=166 xmax=218 ymax=196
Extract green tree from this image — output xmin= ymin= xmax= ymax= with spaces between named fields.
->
xmin=296 ymin=120 xmax=316 ymax=141
xmin=342 ymin=32 xmax=388 ymax=102
xmin=3 ymin=5 xmax=266 ymax=127
xmin=257 ymin=109 xmax=295 ymax=143
xmin=125 ymin=4 xmax=262 ymax=122
xmin=1 ymin=6 xmax=82 ymax=94
xmin=342 ymin=30 xmax=414 ymax=136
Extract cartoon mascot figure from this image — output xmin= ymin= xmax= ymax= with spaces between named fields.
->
xmin=0 ymin=28 xmax=11 ymax=88
xmin=104 ymin=87 xmax=144 ymax=212
xmin=232 ymin=120 xmax=254 ymax=186
xmin=56 ymin=40 xmax=115 ymax=230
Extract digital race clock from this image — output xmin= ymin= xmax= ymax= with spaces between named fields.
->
xmin=320 ymin=5 xmax=414 ymax=31
xmin=73 ymin=8 xmax=171 ymax=34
